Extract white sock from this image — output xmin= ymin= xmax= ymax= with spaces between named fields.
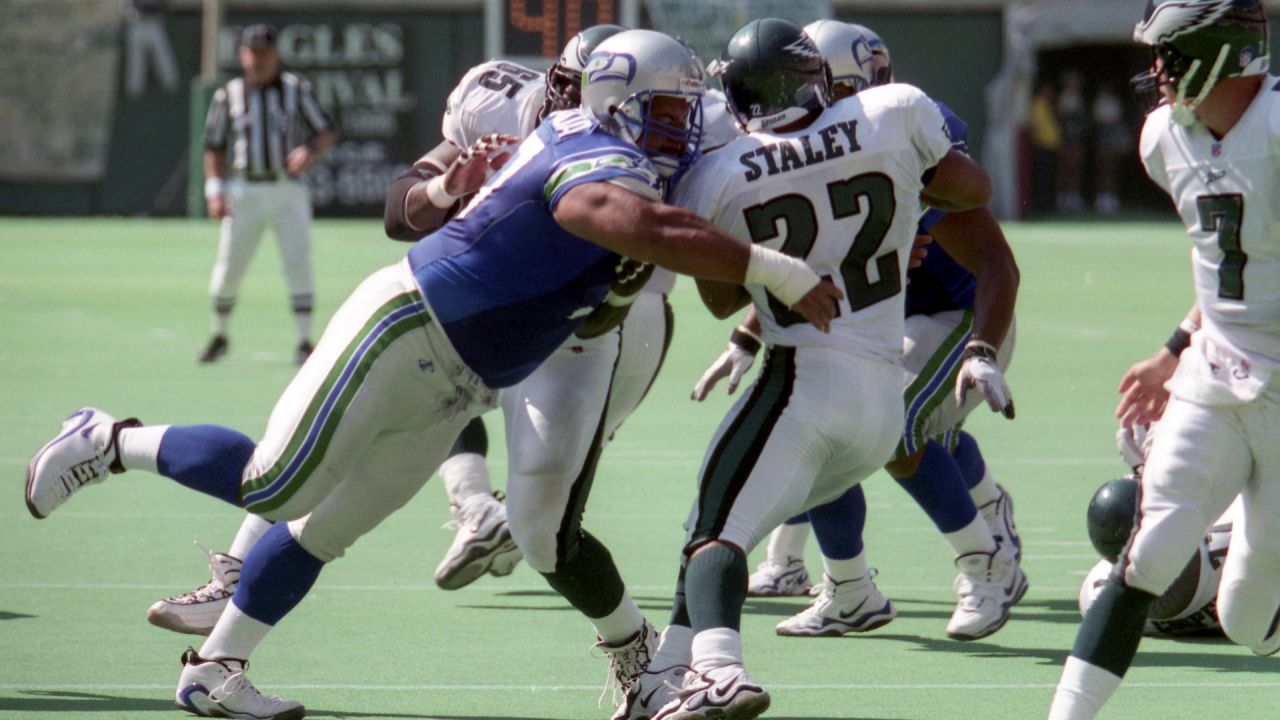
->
xmin=115 ymin=425 xmax=170 ymax=474
xmin=227 ymin=514 xmax=274 ymax=561
xmin=592 ymin=590 xmax=647 ymax=644
xmin=766 ymin=522 xmax=810 ymax=564
xmin=691 ymin=627 xmax=743 ymax=672
xmin=293 ymin=311 xmax=311 ymax=345
xmin=943 ymin=515 xmax=998 ymax=558
xmin=652 ymin=624 xmax=694 ymax=669
xmin=822 ymin=551 xmax=870 ymax=584
xmin=200 ymin=603 xmax=273 ymax=661
xmin=1048 ymin=656 xmax=1123 ymax=720
xmin=212 ymin=311 xmax=230 ymax=336
xmin=438 ymin=452 xmax=493 ymax=504
xmin=969 ymin=468 xmax=1001 ymax=507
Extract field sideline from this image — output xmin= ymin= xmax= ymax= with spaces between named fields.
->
xmin=1 ymin=217 xmax=1273 ymax=720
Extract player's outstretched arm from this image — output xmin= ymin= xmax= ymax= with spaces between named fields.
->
xmin=1116 ymin=305 xmax=1199 ymax=427
xmin=554 ymin=181 xmax=844 ymax=332
xmin=385 ymin=135 xmax=520 ymax=241
xmin=929 ymin=207 xmax=1018 ymax=349
xmin=920 ymin=149 xmax=992 ymax=212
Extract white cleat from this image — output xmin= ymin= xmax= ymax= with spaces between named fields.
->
xmin=434 ymin=491 xmax=522 ymax=590
xmin=652 ymin=663 xmax=770 ymax=720
xmin=1250 ymin=606 xmax=1280 ymax=657
xmin=978 ymin=483 xmax=1022 ymax=561
xmin=775 ymin=572 xmax=896 ymax=637
xmin=26 ymin=408 xmax=139 ymax=519
xmin=612 ymin=662 xmax=690 ymax=720
xmin=746 ymin=557 xmax=812 ymax=597
xmin=175 ymin=647 xmax=304 ymax=720
xmin=946 ymin=539 xmax=1028 ymax=641
xmin=148 ymin=547 xmax=242 ymax=636
xmin=598 ymin=619 xmax=659 ymax=708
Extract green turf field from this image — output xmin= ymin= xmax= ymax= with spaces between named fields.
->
xmin=2 ymin=217 xmax=1272 ymax=720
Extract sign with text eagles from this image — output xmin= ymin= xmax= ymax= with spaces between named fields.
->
xmin=219 ymin=21 xmax=416 ymax=215
xmin=486 ymin=0 xmax=639 ymax=66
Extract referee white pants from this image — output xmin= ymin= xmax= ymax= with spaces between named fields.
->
xmin=503 ymin=292 xmax=673 ymax=573
xmin=239 ymin=260 xmax=495 ymax=563
xmin=1123 ymin=383 xmax=1280 ymax=647
xmin=210 ymin=178 xmax=314 ymax=311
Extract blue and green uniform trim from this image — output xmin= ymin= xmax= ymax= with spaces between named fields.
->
xmin=896 ymin=309 xmax=974 ymax=460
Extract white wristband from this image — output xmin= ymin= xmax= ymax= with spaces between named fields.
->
xmin=744 ymin=244 xmax=820 ymax=307
xmin=204 ymin=177 xmax=224 ymax=199
xmin=425 ymin=175 xmax=460 ymax=209
xmin=1179 ymin=316 xmax=1200 ymax=334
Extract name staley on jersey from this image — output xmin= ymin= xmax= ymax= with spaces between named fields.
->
xmin=738 ymin=120 xmax=862 ymax=181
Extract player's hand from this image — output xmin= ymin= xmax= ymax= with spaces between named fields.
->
xmin=790 ymin=279 xmax=843 ymax=333
xmin=692 ymin=340 xmax=758 ymax=401
xmin=955 ymin=340 xmax=1014 ymax=419
xmin=207 ymin=195 xmax=229 ymax=219
xmin=444 ymin=134 xmax=519 ymax=197
xmin=909 ymin=233 xmax=931 ymax=270
xmin=1116 ymin=349 xmax=1179 ymax=427
xmin=286 ymin=145 xmax=316 ymax=176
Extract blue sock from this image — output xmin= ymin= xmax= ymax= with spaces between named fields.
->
xmin=952 ymin=431 xmax=987 ymax=491
xmin=232 ymin=523 xmax=325 ymax=625
xmin=808 ymin=485 xmax=867 ymax=560
xmin=896 ymin=440 xmax=978 ymax=533
xmin=157 ymin=425 xmax=254 ymax=506
xmin=785 ymin=512 xmax=810 ymax=525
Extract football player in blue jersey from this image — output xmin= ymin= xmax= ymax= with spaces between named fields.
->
xmin=694 ymin=20 xmax=1025 ymax=642
xmin=24 ymin=29 xmax=843 ymax=720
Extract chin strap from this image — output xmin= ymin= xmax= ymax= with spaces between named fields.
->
xmin=1172 ymin=44 xmax=1231 ymax=126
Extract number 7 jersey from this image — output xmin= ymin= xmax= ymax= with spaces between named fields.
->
xmin=671 ymin=83 xmax=953 ymax=361
xmin=1140 ymin=79 xmax=1280 ymax=393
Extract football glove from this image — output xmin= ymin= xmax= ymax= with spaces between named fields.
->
xmin=574 ymin=259 xmax=654 ymax=340
xmin=691 ymin=327 xmax=761 ymax=401
xmin=955 ymin=340 xmax=1014 ymax=419
xmin=1115 ymin=422 xmax=1154 ymax=472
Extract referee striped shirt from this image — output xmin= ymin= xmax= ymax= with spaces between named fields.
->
xmin=205 ymin=72 xmax=333 ymax=180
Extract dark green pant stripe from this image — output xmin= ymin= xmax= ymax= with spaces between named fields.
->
xmin=689 ymin=346 xmax=796 ymax=550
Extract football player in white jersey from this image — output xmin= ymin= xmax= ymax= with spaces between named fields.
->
xmin=613 ymin=19 xmax=993 ymax=720
xmin=1049 ymin=2 xmax=1280 ymax=718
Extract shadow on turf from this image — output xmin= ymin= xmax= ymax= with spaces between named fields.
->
xmin=0 ymin=691 xmax=484 ymax=719
xmin=0 ymin=610 xmax=36 ymax=621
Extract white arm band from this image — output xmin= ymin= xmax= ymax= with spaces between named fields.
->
xmin=425 ymin=175 xmax=461 ymax=210
xmin=204 ymin=177 xmax=224 ymax=199
xmin=745 ymin=244 xmax=821 ymax=307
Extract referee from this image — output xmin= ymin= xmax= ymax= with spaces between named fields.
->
xmin=200 ymin=23 xmax=336 ymax=365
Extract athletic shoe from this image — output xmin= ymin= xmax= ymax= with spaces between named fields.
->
xmin=652 ymin=663 xmax=770 ymax=720
xmin=176 ymin=647 xmax=304 ymax=720
xmin=26 ymin=408 xmax=140 ymax=519
xmin=597 ymin=620 xmax=659 ymax=706
xmin=197 ymin=335 xmax=229 ymax=364
xmin=946 ymin=539 xmax=1029 ymax=641
xmin=295 ymin=340 xmax=314 ymax=366
xmin=148 ymin=547 xmax=242 ymax=636
xmin=434 ymin=491 xmax=521 ymax=590
xmin=978 ymin=483 xmax=1022 ymax=561
xmin=611 ymin=662 xmax=690 ymax=720
xmin=746 ymin=557 xmax=812 ymax=597
xmin=1250 ymin=606 xmax=1280 ymax=656
xmin=775 ymin=571 xmax=896 ymax=637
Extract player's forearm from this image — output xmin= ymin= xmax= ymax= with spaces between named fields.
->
xmin=696 ymin=278 xmax=751 ymax=319
xmin=930 ymin=207 xmax=1019 ymax=347
xmin=384 ymin=163 xmax=455 ymax=241
xmin=309 ymin=130 xmax=336 ymax=155
xmin=203 ymin=150 xmax=226 ymax=181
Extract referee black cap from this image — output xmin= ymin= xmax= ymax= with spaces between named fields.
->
xmin=240 ymin=24 xmax=278 ymax=49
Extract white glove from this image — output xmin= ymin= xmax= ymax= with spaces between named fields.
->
xmin=1116 ymin=422 xmax=1154 ymax=471
xmin=691 ymin=327 xmax=760 ymax=401
xmin=955 ymin=340 xmax=1015 ymax=419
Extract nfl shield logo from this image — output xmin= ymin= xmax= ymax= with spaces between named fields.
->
xmin=1211 ymin=143 xmax=1223 ymax=157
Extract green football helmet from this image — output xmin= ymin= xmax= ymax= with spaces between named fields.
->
xmin=1086 ymin=476 xmax=1141 ymax=563
xmin=1131 ymin=0 xmax=1269 ymax=125
xmin=712 ymin=18 xmax=831 ymax=132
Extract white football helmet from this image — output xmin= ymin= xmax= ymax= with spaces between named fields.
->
xmin=544 ymin=24 xmax=627 ymax=113
xmin=803 ymin=20 xmax=874 ymax=98
xmin=847 ymin=23 xmax=893 ymax=86
xmin=580 ymin=29 xmax=706 ymax=179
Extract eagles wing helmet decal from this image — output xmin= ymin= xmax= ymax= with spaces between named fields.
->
xmin=1137 ymin=0 xmax=1233 ymax=43
xmin=782 ymin=36 xmax=821 ymax=60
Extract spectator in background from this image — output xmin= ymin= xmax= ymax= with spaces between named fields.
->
xmin=123 ymin=0 xmax=178 ymax=97
xmin=200 ymin=24 xmax=336 ymax=365
xmin=1028 ymin=80 xmax=1061 ymax=217
xmin=1092 ymin=81 xmax=1128 ymax=216
xmin=1056 ymin=69 xmax=1088 ymax=214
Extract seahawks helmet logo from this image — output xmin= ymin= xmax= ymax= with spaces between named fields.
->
xmin=585 ymin=52 xmax=637 ymax=85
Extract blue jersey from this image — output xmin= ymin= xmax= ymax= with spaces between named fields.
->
xmin=906 ymin=101 xmax=977 ymax=317
xmin=407 ymin=111 xmax=663 ymax=388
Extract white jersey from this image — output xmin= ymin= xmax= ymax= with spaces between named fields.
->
xmin=671 ymin=84 xmax=952 ymax=360
xmin=700 ymin=88 xmax=743 ymax=152
xmin=1140 ymin=80 xmax=1280 ymax=403
xmin=441 ymin=60 xmax=546 ymax=150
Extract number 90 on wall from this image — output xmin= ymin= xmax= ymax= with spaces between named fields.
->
xmin=485 ymin=0 xmax=640 ymax=67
